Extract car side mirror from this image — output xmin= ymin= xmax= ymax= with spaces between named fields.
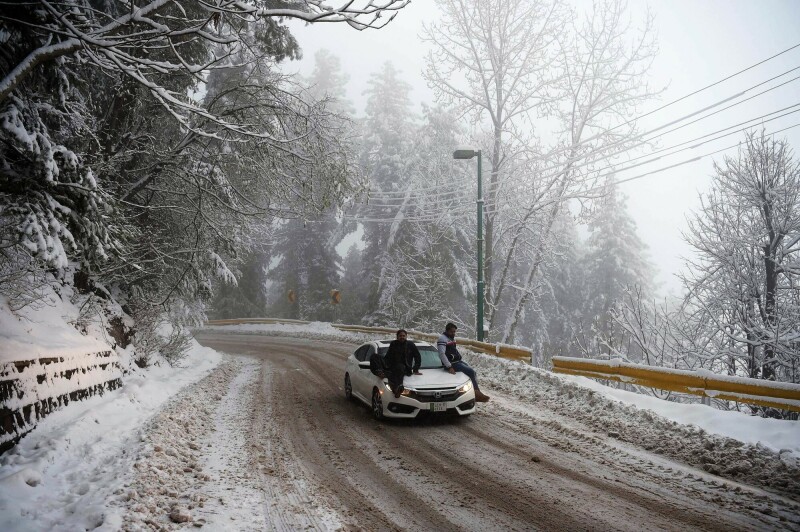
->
xmin=358 ymin=361 xmax=371 ymax=369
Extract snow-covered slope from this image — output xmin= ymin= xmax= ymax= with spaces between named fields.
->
xmin=0 ymin=289 xmax=111 ymax=363
xmin=0 ymin=339 xmax=221 ymax=531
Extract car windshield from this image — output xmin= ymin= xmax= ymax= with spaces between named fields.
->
xmin=418 ymin=346 xmax=444 ymax=368
xmin=376 ymin=345 xmax=443 ymax=369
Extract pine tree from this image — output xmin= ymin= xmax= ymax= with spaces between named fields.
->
xmin=266 ymin=50 xmax=355 ymax=321
xmin=306 ymin=50 xmax=355 ymax=116
xmin=339 ymin=245 xmax=369 ymax=323
xmin=268 ymin=218 xmax=340 ymax=321
xmin=371 ymin=105 xmax=474 ymax=329
xmin=359 ymin=62 xmax=416 ymax=323
xmin=518 ymin=212 xmax=584 ymax=365
xmin=210 ymin=249 xmax=269 ymax=319
xmin=580 ymin=177 xmax=653 ymax=356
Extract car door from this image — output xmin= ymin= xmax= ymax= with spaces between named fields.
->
xmin=355 ymin=344 xmax=377 ymax=399
xmin=351 ymin=345 xmax=370 ymax=401
xmin=346 ymin=346 xmax=362 ymax=398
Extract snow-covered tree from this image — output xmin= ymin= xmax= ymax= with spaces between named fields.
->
xmin=0 ymin=2 xmax=407 ymax=362
xmin=358 ymin=62 xmax=416 ymax=323
xmin=681 ymin=132 xmax=800 ymax=384
xmin=305 ymin=50 xmax=356 ymax=117
xmin=264 ymin=49 xmax=357 ymax=322
xmin=338 ymin=244 xmax=370 ymax=323
xmin=1 ymin=2 xmax=393 ymax=318
xmin=423 ymin=0 xmax=660 ymax=343
xmin=423 ymin=0 xmax=567 ymax=340
xmin=210 ymin=247 xmax=270 ymax=319
xmin=371 ymin=105 xmax=474 ymax=330
xmin=268 ymin=217 xmax=341 ymax=321
xmin=515 ymin=212 xmax=583 ymax=365
xmin=579 ymin=177 xmax=653 ymax=356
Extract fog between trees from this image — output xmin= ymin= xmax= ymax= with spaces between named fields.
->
xmin=0 ymin=1 xmax=797 ymax=415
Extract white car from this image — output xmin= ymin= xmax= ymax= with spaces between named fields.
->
xmin=344 ymin=339 xmax=477 ymax=419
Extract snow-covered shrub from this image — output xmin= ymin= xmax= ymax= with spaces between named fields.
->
xmin=0 ymin=249 xmax=51 ymax=311
xmin=130 ymin=305 xmax=191 ymax=368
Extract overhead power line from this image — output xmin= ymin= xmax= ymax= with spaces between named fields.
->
xmin=526 ymin=67 xmax=800 ymax=181
xmin=499 ymin=103 xmax=800 ymax=196
xmin=360 ymin=63 xmax=800 ymax=202
xmin=342 ymin=122 xmax=800 ymax=224
xmin=342 ymin=43 xmax=800 ymax=223
xmin=612 ymin=122 xmax=800 ymax=188
xmin=538 ymin=42 xmax=800 ymax=161
xmin=363 ymin=102 xmax=800 ymax=213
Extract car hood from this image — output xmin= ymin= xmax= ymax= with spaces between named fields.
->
xmin=400 ymin=370 xmax=471 ymax=389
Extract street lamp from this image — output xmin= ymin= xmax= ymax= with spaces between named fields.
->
xmin=453 ymin=149 xmax=485 ymax=342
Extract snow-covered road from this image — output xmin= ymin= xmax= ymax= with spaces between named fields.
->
xmin=109 ymin=331 xmax=800 ymax=530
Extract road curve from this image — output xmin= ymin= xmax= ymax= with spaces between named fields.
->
xmin=192 ymin=331 xmax=797 ymax=531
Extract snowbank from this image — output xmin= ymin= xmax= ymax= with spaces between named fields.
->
xmin=201 ymin=321 xmax=364 ymax=343
xmin=206 ymin=322 xmax=800 ymax=458
xmin=0 ymin=339 xmax=222 ymax=531
xmin=0 ymin=292 xmax=110 ymax=362
xmin=558 ymin=372 xmax=800 ymax=456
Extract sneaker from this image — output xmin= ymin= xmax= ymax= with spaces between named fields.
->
xmin=475 ymin=390 xmax=490 ymax=402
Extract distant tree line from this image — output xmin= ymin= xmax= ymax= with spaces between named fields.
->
xmin=0 ymin=1 xmax=406 ymax=362
xmin=238 ymin=0 xmax=798 ymax=418
xmin=1 ymin=0 xmax=796 ymax=409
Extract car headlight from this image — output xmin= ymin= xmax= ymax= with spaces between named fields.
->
xmin=458 ymin=381 xmax=473 ymax=393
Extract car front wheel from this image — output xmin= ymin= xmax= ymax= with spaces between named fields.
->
xmin=371 ymin=388 xmax=384 ymax=420
xmin=344 ymin=374 xmax=353 ymax=400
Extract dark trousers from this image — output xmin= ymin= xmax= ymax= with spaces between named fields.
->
xmin=387 ymin=368 xmax=405 ymax=393
xmin=452 ymin=361 xmax=480 ymax=391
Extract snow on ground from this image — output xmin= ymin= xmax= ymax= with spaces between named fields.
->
xmin=0 ymin=339 xmax=221 ymax=531
xmin=468 ymin=352 xmax=800 ymax=496
xmin=111 ymin=360 xmax=264 ymax=530
xmin=0 ymin=288 xmax=110 ymax=362
xmin=559 ymin=372 xmax=800 ymax=455
xmin=2 ymin=320 xmax=798 ymax=531
xmin=205 ymin=322 xmax=800 ymax=460
xmin=201 ymin=323 xmax=800 ymax=497
xmin=469 ymin=354 xmax=800 ymax=459
xmin=112 ymin=353 xmax=345 ymax=530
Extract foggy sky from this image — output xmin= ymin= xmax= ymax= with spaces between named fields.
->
xmin=284 ymin=0 xmax=800 ymax=297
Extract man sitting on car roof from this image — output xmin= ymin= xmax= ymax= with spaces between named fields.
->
xmin=437 ymin=322 xmax=490 ymax=402
xmin=381 ymin=329 xmax=422 ymax=398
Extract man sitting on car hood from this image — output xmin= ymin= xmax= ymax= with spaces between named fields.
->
xmin=384 ymin=329 xmax=422 ymax=398
xmin=437 ymin=322 xmax=490 ymax=402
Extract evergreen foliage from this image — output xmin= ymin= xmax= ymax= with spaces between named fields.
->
xmin=580 ymin=177 xmax=653 ymax=356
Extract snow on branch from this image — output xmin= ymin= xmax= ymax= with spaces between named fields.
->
xmin=0 ymin=0 xmax=410 ymax=131
xmin=237 ymin=0 xmax=410 ymax=30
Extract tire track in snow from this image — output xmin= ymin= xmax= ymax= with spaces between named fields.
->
xmin=192 ymin=332 xmax=800 ymax=531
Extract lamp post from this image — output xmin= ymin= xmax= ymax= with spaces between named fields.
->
xmin=453 ymin=149 xmax=485 ymax=342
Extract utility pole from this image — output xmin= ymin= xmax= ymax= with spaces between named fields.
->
xmin=453 ymin=149 xmax=485 ymax=342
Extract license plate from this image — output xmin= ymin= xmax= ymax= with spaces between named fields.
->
xmin=429 ymin=402 xmax=447 ymax=412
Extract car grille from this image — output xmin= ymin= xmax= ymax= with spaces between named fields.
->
xmin=410 ymin=388 xmax=463 ymax=403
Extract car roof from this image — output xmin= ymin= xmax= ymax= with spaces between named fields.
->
xmin=373 ymin=339 xmax=433 ymax=348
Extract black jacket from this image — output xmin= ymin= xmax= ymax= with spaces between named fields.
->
xmin=369 ymin=351 xmax=385 ymax=376
xmin=384 ymin=340 xmax=421 ymax=376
